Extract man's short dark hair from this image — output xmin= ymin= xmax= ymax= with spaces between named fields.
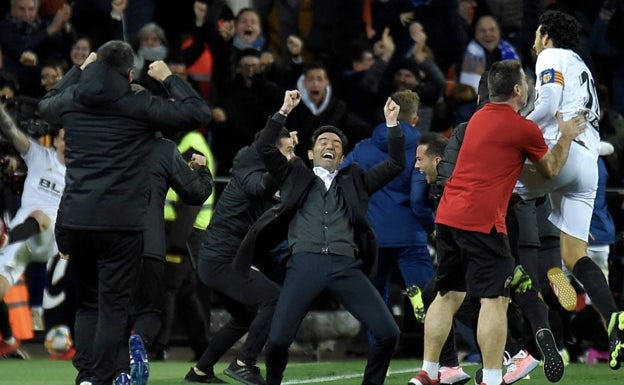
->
xmin=539 ymin=10 xmax=581 ymax=51
xmin=254 ymin=126 xmax=290 ymax=146
xmin=303 ymin=62 xmax=327 ymax=77
xmin=96 ymin=40 xmax=135 ymax=76
xmin=310 ymin=125 xmax=348 ymax=152
xmin=419 ymin=132 xmax=448 ymax=158
xmin=236 ymin=48 xmax=261 ymax=65
xmin=488 ymin=60 xmax=522 ymax=102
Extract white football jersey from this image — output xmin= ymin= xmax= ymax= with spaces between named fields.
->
xmin=11 ymin=141 xmax=65 ymax=226
xmin=531 ymin=48 xmax=600 ymax=155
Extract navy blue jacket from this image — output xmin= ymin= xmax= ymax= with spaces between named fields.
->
xmin=342 ymin=120 xmax=433 ymax=247
xmin=590 ymin=157 xmax=616 ymax=245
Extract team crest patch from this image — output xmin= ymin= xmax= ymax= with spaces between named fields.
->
xmin=539 ymin=68 xmax=564 ymax=86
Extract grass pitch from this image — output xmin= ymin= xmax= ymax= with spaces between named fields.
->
xmin=0 ymin=358 xmax=622 ymax=385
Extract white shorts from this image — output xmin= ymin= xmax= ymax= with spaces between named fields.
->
xmin=0 ymin=221 xmax=58 ymax=286
xmin=515 ymin=141 xmax=598 ymax=241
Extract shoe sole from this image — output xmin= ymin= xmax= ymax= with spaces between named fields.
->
xmin=547 ymin=268 xmax=576 ymax=312
xmin=129 ymin=335 xmax=150 ymax=385
xmin=440 ymin=376 xmax=471 ymax=385
xmin=536 ymin=329 xmax=564 ymax=382
xmin=608 ymin=312 xmax=624 ymax=370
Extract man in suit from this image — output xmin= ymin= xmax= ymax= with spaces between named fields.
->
xmin=233 ymin=90 xmax=404 ymax=385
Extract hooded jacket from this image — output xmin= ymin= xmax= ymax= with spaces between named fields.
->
xmin=38 ymin=62 xmax=211 ymax=230
xmin=342 ymin=120 xmax=433 ymax=247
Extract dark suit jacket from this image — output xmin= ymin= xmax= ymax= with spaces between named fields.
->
xmin=232 ymin=113 xmax=405 ymax=277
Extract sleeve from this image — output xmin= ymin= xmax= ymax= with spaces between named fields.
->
xmin=20 ymin=140 xmax=46 ymax=168
xmin=168 ymin=145 xmax=214 ymax=206
xmin=526 ymin=52 xmax=563 ymax=127
xmin=38 ymin=66 xmax=82 ymax=124
xmin=141 ymin=76 xmax=212 ymax=129
xmin=255 ymin=113 xmax=292 ymax=185
xmin=410 ymin=169 xmax=435 ymax=234
xmin=522 ymin=120 xmax=549 ymax=163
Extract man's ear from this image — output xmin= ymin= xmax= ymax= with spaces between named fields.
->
xmin=308 ymin=149 xmax=314 ymax=161
xmin=411 ymin=115 xmax=420 ymax=127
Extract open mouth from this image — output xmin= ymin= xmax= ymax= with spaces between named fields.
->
xmin=244 ymin=29 xmax=253 ymax=36
xmin=321 ymin=152 xmax=334 ymax=160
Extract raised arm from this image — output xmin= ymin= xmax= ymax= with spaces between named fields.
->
xmin=0 ymin=104 xmax=30 ymax=154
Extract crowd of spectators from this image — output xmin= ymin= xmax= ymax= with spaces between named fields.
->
xmin=1 ymin=0 xmax=624 ymax=368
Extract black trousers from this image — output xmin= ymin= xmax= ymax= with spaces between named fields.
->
xmin=155 ymin=253 xmax=209 ymax=358
xmin=265 ymin=252 xmax=400 ymax=385
xmin=131 ymin=257 xmax=165 ymax=348
xmin=67 ymin=229 xmax=142 ymax=385
xmin=196 ymin=258 xmax=280 ymax=369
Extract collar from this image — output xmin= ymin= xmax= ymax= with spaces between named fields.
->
xmin=313 ymin=167 xmax=338 ymax=190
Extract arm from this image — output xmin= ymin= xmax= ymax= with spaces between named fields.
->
xmin=534 ymin=114 xmax=586 ymax=178
xmin=433 ymin=122 xmax=466 ymax=199
xmin=0 ymin=104 xmax=30 ymax=155
xmin=254 ymin=90 xmax=301 ymax=184
xmin=168 ymin=148 xmax=214 ymax=205
xmin=143 ymin=61 xmax=212 ymax=128
xmin=410 ymin=169 xmax=435 ymax=233
xmin=526 ymin=84 xmax=562 ymax=128
xmin=363 ymin=98 xmax=406 ymax=193
xmin=38 ymin=65 xmax=83 ymax=124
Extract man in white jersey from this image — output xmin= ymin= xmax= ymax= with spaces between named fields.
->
xmin=515 ymin=10 xmax=624 ymax=370
xmin=0 ymin=103 xmax=65 ymax=301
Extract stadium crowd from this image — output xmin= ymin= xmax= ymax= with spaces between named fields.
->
xmin=0 ymin=0 xmax=624 ymax=385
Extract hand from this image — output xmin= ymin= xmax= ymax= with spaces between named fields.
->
xmin=384 ymin=97 xmax=400 ymax=126
xmin=399 ymin=11 xmax=415 ymax=27
xmin=377 ymin=28 xmax=395 ymax=62
xmin=80 ymin=52 xmax=97 ymax=70
xmin=48 ymin=4 xmax=71 ymax=35
xmin=289 ymin=130 xmax=299 ymax=147
xmin=280 ymin=90 xmax=301 ymax=115
xmin=189 ymin=153 xmax=207 ymax=170
xmin=286 ymin=35 xmax=303 ymax=57
xmin=148 ymin=60 xmax=173 ymax=82
xmin=1 ymin=156 xmax=18 ymax=175
xmin=218 ymin=20 xmax=234 ymax=41
xmin=194 ymin=1 xmax=208 ymax=26
xmin=19 ymin=51 xmax=38 ymax=67
xmin=111 ymin=0 xmax=127 ymax=16
xmin=556 ymin=112 xmax=586 ymax=140
xmin=211 ymin=107 xmax=227 ymax=123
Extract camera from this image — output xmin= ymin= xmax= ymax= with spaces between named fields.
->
xmin=1 ymin=95 xmax=53 ymax=138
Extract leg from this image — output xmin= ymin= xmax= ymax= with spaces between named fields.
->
xmin=131 ymin=257 xmax=164 ymax=348
xmin=90 ymin=231 xmax=142 ymax=385
xmin=328 ymin=262 xmax=400 ymax=385
xmin=424 ymin=291 xmax=466 ymax=363
xmin=563 ymin=232 xmax=617 ymax=324
xmin=477 ymin=297 xmax=508 ymax=372
xmin=265 ymin=253 xmax=327 ymax=385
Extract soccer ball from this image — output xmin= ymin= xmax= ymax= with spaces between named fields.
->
xmin=44 ymin=325 xmax=73 ymax=355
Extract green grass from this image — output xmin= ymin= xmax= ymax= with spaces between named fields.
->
xmin=0 ymin=358 xmax=622 ymax=385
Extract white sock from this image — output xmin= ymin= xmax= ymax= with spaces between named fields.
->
xmin=482 ymin=368 xmax=502 ymax=385
xmin=422 ymin=360 xmax=440 ymax=379
xmin=4 ymin=336 xmax=16 ymax=345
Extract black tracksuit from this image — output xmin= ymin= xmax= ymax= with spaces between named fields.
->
xmin=38 ymin=62 xmax=211 ymax=385
xmin=195 ymin=144 xmax=281 ymax=370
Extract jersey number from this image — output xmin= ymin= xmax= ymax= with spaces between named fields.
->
xmin=580 ymin=71 xmax=600 ymax=130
